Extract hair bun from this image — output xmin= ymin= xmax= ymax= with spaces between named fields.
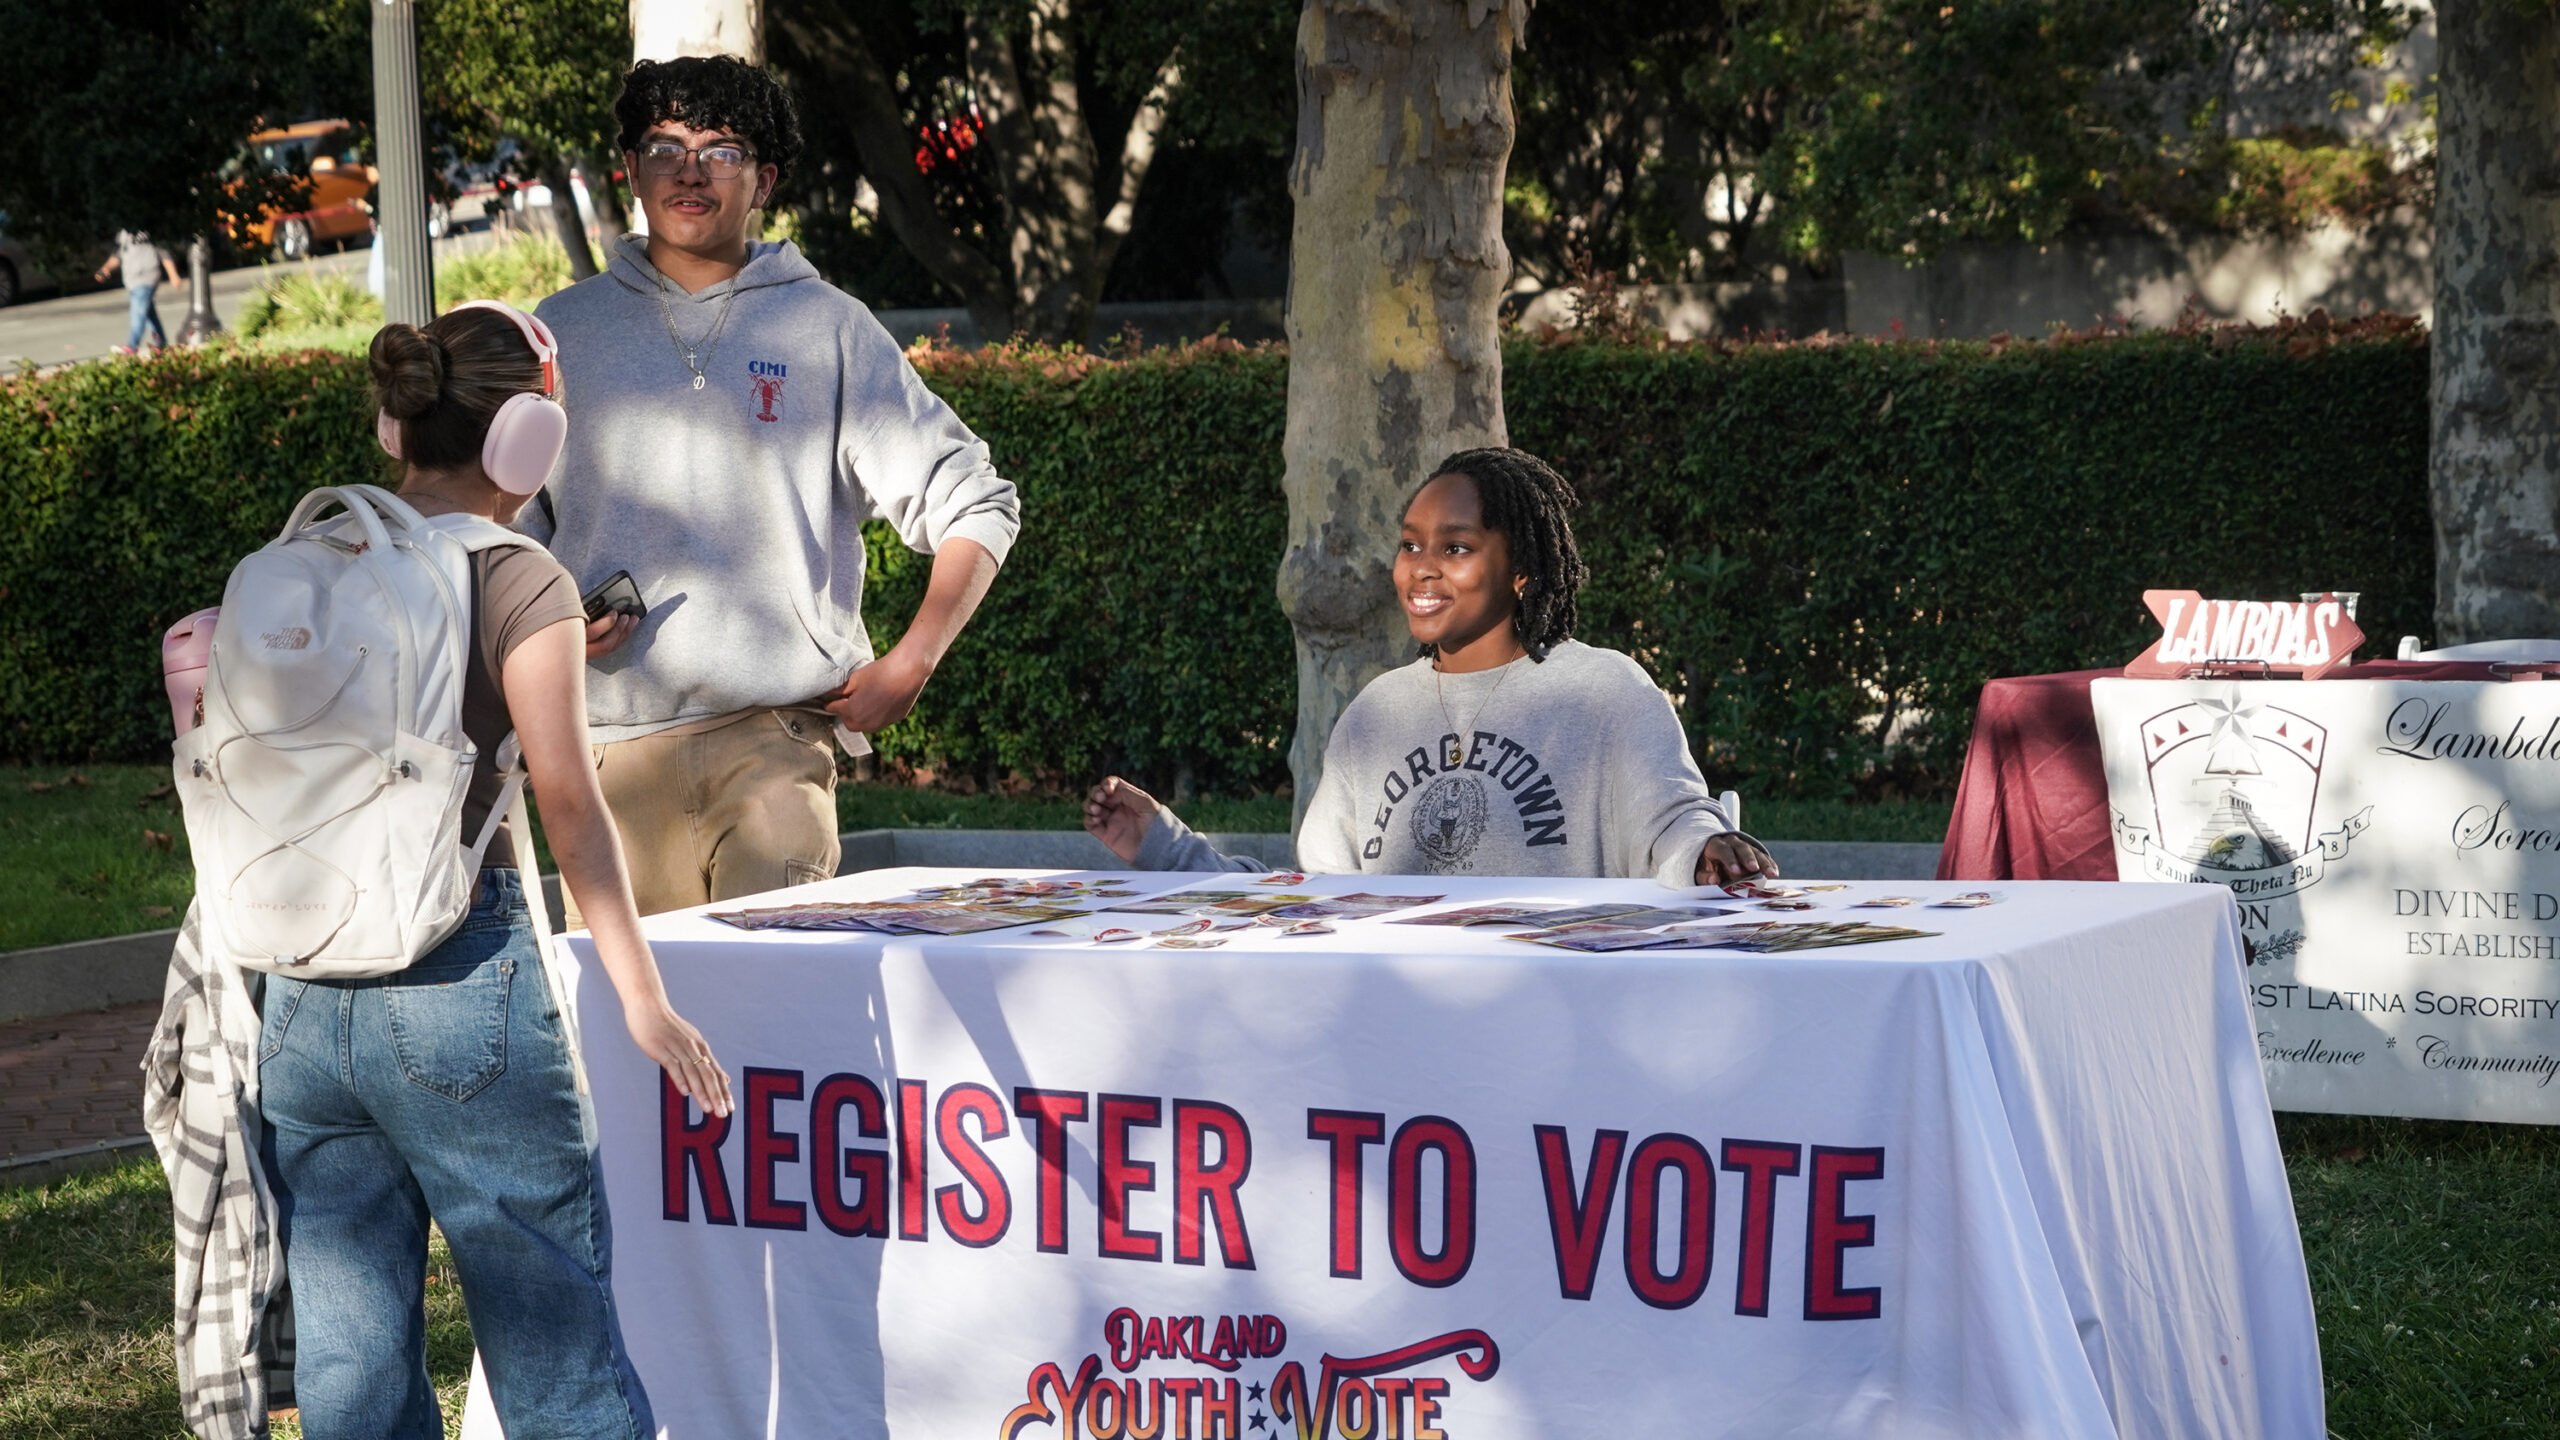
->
xmin=367 ymin=322 xmax=448 ymax=420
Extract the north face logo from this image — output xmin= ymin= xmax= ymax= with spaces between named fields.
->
xmin=748 ymin=359 xmax=786 ymax=422
xmin=261 ymin=628 xmax=312 ymax=650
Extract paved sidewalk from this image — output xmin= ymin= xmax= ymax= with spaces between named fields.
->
xmin=1 ymin=1000 xmax=156 ymax=1165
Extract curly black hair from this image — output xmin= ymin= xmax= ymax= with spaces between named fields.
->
xmin=614 ymin=55 xmax=804 ymax=185
xmin=1416 ymin=446 xmax=1590 ymax=662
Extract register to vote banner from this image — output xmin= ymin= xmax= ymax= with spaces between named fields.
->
xmin=2095 ymin=676 xmax=2560 ymax=1123
xmin=566 ymin=919 xmax=2128 ymax=1440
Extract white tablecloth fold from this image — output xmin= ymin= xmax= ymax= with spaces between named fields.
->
xmin=525 ymin=871 xmax=2316 ymax=1440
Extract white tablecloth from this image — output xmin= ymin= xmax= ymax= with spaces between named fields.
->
xmin=548 ymin=870 xmax=2317 ymax=1439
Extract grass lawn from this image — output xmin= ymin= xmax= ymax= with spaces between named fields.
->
xmin=3 ymin=766 xmax=1951 ymax=953
xmin=5 ymin=1119 xmax=2552 ymax=1436
xmin=0 ymin=1160 xmax=473 ymax=1439
xmin=1 ymin=767 xmax=195 ymax=953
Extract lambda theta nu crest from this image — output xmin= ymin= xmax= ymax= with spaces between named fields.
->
xmin=2110 ymin=688 xmax=2371 ymax=904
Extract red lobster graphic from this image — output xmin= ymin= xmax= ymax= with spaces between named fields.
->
xmin=750 ymin=371 xmax=785 ymax=422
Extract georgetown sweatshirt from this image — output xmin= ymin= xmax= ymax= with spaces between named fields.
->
xmin=529 ymin=236 xmax=1020 ymax=741
xmin=1139 ymin=640 xmax=1747 ymax=888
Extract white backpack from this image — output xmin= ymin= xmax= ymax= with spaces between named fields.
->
xmin=174 ymin=484 xmax=544 ymax=978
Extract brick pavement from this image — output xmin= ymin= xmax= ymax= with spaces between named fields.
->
xmin=0 ymin=1000 xmax=157 ymax=1162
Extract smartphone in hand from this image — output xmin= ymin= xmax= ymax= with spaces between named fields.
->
xmin=581 ymin=569 xmax=646 ymax=624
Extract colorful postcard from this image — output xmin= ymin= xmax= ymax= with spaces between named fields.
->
xmin=1932 ymin=892 xmax=2005 ymax=908
xmin=1663 ymin=921 xmax=1938 ymax=952
xmin=1506 ymin=925 xmax=1684 ymax=953
xmin=1387 ymin=903 xmax=1562 ymax=928
xmin=1265 ymin=893 xmax=1445 ymax=922
xmin=1510 ymin=903 xmax=1652 ymax=928
xmin=878 ymin=903 xmax=1089 ymax=936
xmin=1597 ymin=905 xmax=1744 ymax=928
xmin=1106 ymin=890 xmax=1311 ymax=917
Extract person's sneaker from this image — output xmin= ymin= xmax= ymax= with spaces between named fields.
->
xmin=109 ymin=345 xmax=135 ymax=356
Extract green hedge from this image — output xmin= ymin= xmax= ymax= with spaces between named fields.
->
xmin=1 ymin=321 xmax=2430 ymax=798
xmin=1513 ymin=319 xmax=2433 ymax=793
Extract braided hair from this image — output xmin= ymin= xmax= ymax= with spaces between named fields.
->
xmin=1417 ymin=446 xmax=1588 ymax=662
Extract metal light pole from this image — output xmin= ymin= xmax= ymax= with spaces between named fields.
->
xmin=371 ymin=0 xmax=433 ymax=325
xmin=178 ymin=236 xmax=221 ymax=345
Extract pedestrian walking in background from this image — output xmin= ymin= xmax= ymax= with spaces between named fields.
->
xmin=95 ymin=229 xmax=182 ymax=353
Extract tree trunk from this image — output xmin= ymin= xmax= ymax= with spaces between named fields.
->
xmin=585 ymin=146 xmax=629 ymax=249
xmin=1278 ymin=0 xmax=1525 ymax=818
xmin=2433 ymin=0 xmax=2560 ymax=644
xmin=542 ymin=153 xmax=600 ymax=281
xmin=770 ymin=1 xmax=1181 ymax=345
xmin=632 ymin=0 xmax=761 ymax=63
xmin=768 ymin=2 xmax=1018 ymax=340
xmin=969 ymin=1 xmax=1102 ymax=344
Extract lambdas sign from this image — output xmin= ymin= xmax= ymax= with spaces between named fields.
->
xmin=2123 ymin=590 xmax=2366 ymax=681
xmin=2096 ymin=675 xmax=2560 ymax=1122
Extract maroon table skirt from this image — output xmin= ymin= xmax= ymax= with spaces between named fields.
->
xmin=1936 ymin=661 xmax=2513 ymax=882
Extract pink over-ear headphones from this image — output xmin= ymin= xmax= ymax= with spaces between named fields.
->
xmin=374 ymin=300 xmax=568 ymax=496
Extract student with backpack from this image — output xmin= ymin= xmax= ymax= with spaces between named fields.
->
xmin=167 ymin=301 xmax=733 ymax=1439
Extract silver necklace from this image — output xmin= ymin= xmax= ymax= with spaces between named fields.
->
xmin=1433 ymin=659 xmax=1516 ymax=768
xmin=653 ymin=276 xmax=741 ymax=390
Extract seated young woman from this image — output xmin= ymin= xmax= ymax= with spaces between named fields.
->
xmin=1083 ymin=446 xmax=1778 ymax=889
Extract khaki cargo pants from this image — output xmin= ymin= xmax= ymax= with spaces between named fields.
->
xmin=563 ymin=707 xmax=839 ymax=925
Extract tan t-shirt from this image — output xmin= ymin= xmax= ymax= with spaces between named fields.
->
xmin=464 ymin=545 xmax=585 ymax=867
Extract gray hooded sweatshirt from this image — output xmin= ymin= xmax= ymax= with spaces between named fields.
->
xmin=530 ymin=236 xmax=1020 ymax=742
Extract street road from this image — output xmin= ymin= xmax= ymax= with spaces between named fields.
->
xmin=0 ymin=226 xmax=513 ymax=370
xmin=0 ymin=248 xmax=367 ymax=370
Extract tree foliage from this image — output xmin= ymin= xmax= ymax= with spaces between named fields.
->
xmin=0 ymin=0 xmax=337 ymax=271
xmin=417 ymin=0 xmax=627 ymax=166
xmin=1506 ymin=0 xmax=2426 ymax=286
xmin=768 ymin=0 xmax=1295 ymax=335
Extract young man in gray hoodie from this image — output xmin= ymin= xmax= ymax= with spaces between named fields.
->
xmin=532 ymin=56 xmax=1020 ymax=919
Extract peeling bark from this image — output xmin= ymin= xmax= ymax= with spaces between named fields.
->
xmin=1279 ymin=0 xmax=1526 ymax=816
xmin=632 ymin=0 xmax=763 ymax=64
xmin=2433 ymin=0 xmax=2560 ymax=644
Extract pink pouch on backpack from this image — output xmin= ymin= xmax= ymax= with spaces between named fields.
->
xmin=163 ymin=608 xmax=219 ymax=737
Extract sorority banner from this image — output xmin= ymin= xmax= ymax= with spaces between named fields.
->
xmin=537 ymin=873 xmax=2315 ymax=1440
xmin=2095 ymin=676 xmax=2560 ymax=1123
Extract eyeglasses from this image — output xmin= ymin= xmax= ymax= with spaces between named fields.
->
xmin=635 ymin=140 xmax=755 ymax=179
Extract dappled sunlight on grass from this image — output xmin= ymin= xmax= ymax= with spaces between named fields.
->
xmin=1 ymin=765 xmax=194 ymax=951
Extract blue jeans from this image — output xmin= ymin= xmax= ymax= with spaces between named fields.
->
xmin=259 ymin=870 xmax=654 ymax=1440
xmin=125 ymin=284 xmax=165 ymax=350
